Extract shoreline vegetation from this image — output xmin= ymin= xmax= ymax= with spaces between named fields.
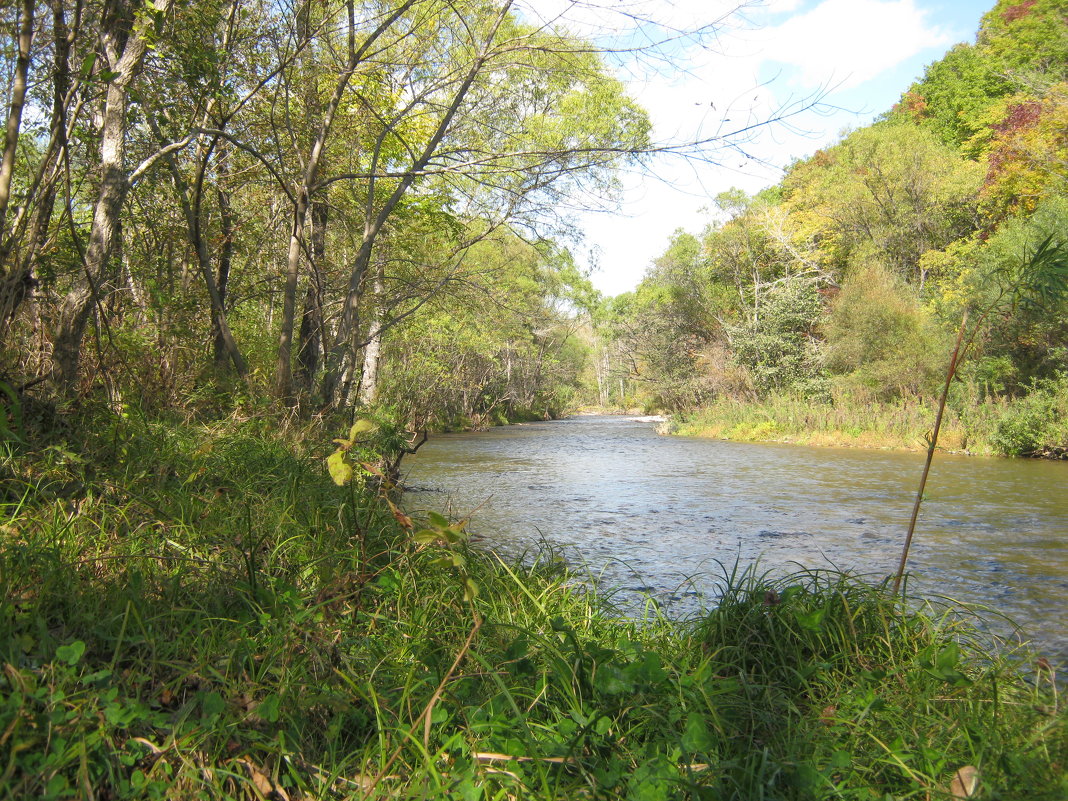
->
xmin=2 ymin=409 xmax=1066 ymax=799
xmin=648 ymin=389 xmax=1068 ymax=460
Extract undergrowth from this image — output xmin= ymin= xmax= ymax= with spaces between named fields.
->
xmin=670 ymin=388 xmax=1068 ymax=458
xmin=0 ymin=407 xmax=1065 ymax=799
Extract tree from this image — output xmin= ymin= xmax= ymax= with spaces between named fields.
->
xmin=782 ymin=121 xmax=982 ymax=288
xmin=728 ymin=276 xmax=826 ymax=397
xmin=979 ymin=83 xmax=1068 ymax=223
xmin=51 ymin=0 xmax=176 ymax=389
xmin=822 ymin=261 xmax=948 ymax=400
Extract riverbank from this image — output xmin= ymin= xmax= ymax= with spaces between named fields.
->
xmin=2 ymin=408 xmax=1066 ymax=799
xmin=664 ymin=388 xmax=1068 ymax=459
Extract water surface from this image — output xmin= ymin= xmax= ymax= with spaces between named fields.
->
xmin=404 ymin=415 xmax=1068 ymax=663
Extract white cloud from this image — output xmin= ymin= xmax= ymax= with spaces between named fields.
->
xmin=763 ymin=0 xmax=952 ymax=89
xmin=520 ymin=0 xmax=958 ymax=295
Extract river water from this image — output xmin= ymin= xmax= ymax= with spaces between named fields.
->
xmin=403 ymin=415 xmax=1068 ymax=664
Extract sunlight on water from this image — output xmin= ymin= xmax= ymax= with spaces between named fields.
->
xmin=404 ymin=415 xmax=1068 ymax=665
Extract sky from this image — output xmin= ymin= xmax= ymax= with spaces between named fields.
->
xmin=546 ymin=0 xmax=996 ymax=297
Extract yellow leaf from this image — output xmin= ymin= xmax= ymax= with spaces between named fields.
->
xmin=349 ymin=419 xmax=378 ymax=439
xmin=326 ymin=451 xmax=353 ymax=486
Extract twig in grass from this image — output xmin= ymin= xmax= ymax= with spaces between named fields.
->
xmin=893 ymin=311 xmax=968 ymax=594
xmin=363 ymin=612 xmax=483 ymax=797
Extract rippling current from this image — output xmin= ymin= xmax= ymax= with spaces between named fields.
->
xmin=403 ymin=415 xmax=1068 ymax=664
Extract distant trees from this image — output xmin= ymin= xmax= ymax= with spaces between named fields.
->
xmin=593 ymin=0 xmax=1068 ymax=422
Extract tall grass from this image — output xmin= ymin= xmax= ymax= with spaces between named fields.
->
xmin=0 ymin=407 xmax=1065 ymax=799
xmin=669 ymin=394 xmax=957 ymax=451
xmin=668 ymin=389 xmax=1068 ymax=457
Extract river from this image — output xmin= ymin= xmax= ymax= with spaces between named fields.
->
xmin=403 ymin=415 xmax=1068 ymax=665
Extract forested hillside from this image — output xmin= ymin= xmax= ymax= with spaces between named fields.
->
xmin=598 ymin=0 xmax=1068 ymax=457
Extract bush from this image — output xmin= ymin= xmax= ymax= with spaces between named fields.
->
xmin=824 ymin=261 xmax=949 ymax=399
xmin=730 ymin=277 xmax=828 ymax=397
xmin=989 ymin=374 xmax=1068 ymax=456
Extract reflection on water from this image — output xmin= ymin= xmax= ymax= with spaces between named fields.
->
xmin=403 ymin=415 xmax=1068 ymax=664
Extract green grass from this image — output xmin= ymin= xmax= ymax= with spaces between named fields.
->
xmin=1 ymin=408 xmax=1065 ymax=799
xmin=668 ymin=381 xmax=1068 ymax=459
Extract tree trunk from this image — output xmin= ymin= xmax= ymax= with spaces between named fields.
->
xmin=357 ymin=256 xmax=385 ymax=406
xmin=0 ymin=0 xmax=34 ymax=235
xmin=0 ymin=0 xmax=36 ymax=335
xmin=297 ymin=200 xmax=327 ymax=395
xmin=212 ymin=181 xmax=236 ymax=369
xmin=51 ymin=0 xmax=173 ymax=391
xmin=150 ymin=123 xmax=248 ymax=378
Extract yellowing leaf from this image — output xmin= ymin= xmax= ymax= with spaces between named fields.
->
xmin=463 ymin=577 xmax=480 ymax=602
xmin=349 ymin=419 xmax=378 ymax=439
xmin=326 ymin=451 xmax=353 ymax=486
xmin=949 ymin=765 xmax=979 ymax=798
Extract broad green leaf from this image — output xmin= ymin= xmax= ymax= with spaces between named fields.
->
xmin=427 ymin=511 xmax=450 ymax=528
xmin=79 ymin=54 xmax=98 ymax=78
xmin=681 ymin=711 xmax=714 ymax=753
xmin=795 ymin=608 xmax=826 ymax=632
xmin=348 ymin=419 xmax=378 ymax=439
xmin=463 ymin=577 xmax=479 ymax=602
xmin=936 ymin=642 xmax=960 ymax=671
xmin=201 ymin=691 xmax=225 ymax=718
xmin=258 ymin=694 xmax=281 ymax=723
xmin=56 ymin=640 xmax=86 ymax=666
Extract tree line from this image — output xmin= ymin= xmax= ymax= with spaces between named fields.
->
xmin=596 ymin=0 xmax=1068 ymax=456
xmin=0 ymin=0 xmax=676 ymax=426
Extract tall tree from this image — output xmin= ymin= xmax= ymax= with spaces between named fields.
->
xmin=51 ymin=0 xmax=175 ymax=389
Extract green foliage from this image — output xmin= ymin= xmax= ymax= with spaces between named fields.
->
xmin=378 ymin=233 xmax=589 ymax=427
xmin=601 ymin=1 xmax=1068 ymax=447
xmin=895 ymin=42 xmax=1011 ymax=148
xmin=730 ymin=277 xmax=827 ymax=397
xmin=1 ymin=414 xmax=1065 ymax=799
xmin=823 ymin=262 xmax=949 ymax=399
xmin=782 ymin=121 xmax=982 ymax=281
xmin=894 ymin=0 xmax=1068 ymax=149
xmin=988 ymin=373 xmax=1068 ymax=456
xmin=954 ymin=197 xmax=1068 ymax=386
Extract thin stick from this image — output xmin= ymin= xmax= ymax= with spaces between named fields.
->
xmin=363 ymin=612 xmax=483 ymax=797
xmin=893 ymin=310 xmax=969 ymax=594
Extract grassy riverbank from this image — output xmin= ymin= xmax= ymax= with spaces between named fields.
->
xmin=666 ymin=386 xmax=1068 ymax=458
xmin=2 ymin=408 xmax=1066 ymax=799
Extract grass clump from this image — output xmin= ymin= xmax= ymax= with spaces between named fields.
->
xmin=1 ymin=407 xmax=1065 ymax=799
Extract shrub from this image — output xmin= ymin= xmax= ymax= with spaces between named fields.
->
xmin=989 ymin=374 xmax=1068 ymax=456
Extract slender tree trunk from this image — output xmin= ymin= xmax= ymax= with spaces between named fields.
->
xmin=276 ymin=192 xmax=309 ymax=401
xmin=212 ymin=181 xmax=236 ymax=369
xmin=0 ymin=0 xmax=34 ymax=234
xmin=150 ymin=124 xmax=248 ymax=378
xmin=51 ymin=0 xmax=173 ymax=390
xmin=297 ymin=200 xmax=327 ymax=394
xmin=357 ymin=255 xmax=385 ymax=405
xmin=0 ymin=0 xmax=36 ymax=334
